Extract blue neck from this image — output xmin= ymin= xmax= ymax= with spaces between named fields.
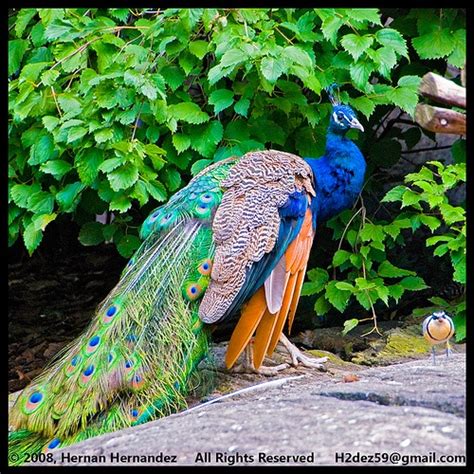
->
xmin=304 ymin=130 xmax=366 ymax=225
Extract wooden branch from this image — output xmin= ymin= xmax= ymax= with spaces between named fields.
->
xmin=418 ymin=72 xmax=466 ymax=109
xmin=415 ymin=104 xmax=466 ymax=135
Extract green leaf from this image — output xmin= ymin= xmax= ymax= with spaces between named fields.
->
xmin=28 ymin=191 xmax=54 ymax=214
xmin=109 ymin=194 xmax=132 ymax=213
xmin=401 ymin=190 xmax=421 ymax=208
xmin=382 ymin=185 xmax=407 ymax=203
xmin=398 ymin=75 xmax=421 ymax=89
xmin=10 ymin=183 xmax=41 ymax=208
xmin=451 ymin=139 xmax=466 ymax=164
xmin=342 ymin=318 xmax=359 ymax=336
xmin=161 ymin=65 xmax=185 ymax=91
xmin=67 ymin=126 xmax=88 ymax=143
xmin=220 ymin=48 xmax=247 ymax=67
xmin=447 ymin=29 xmax=466 ymax=68
xmin=320 ymin=15 xmax=344 ymax=45
xmin=412 ymin=28 xmax=455 ymax=59
xmin=40 ymin=160 xmax=72 ymax=179
xmin=23 ymin=221 xmax=43 ymax=255
xmin=191 ymin=159 xmax=212 ymax=176
xmin=189 ymin=121 xmax=224 ymax=158
xmin=172 ymin=134 xmax=191 ymax=154
xmin=375 ymin=28 xmax=408 ymax=58
xmin=419 ymin=215 xmax=441 ymax=231
xmin=399 ymin=276 xmax=429 ymax=291
xmin=452 ymin=313 xmax=465 ymax=342
xmin=341 ymin=34 xmax=374 ymax=62
xmin=332 ymin=249 xmax=352 ymax=267
xmin=314 ymin=295 xmax=331 ymax=315
xmin=41 ymin=69 xmax=60 ymax=86
xmin=94 ymin=128 xmax=114 ymax=143
xmin=76 ymin=148 xmax=103 ymax=185
xmin=234 ymin=98 xmax=250 ymax=117
xmin=451 ymin=250 xmax=466 ymax=284
xmin=57 ymin=94 xmax=82 ymax=118
xmin=347 ymin=9 xmax=381 ymax=25
xmin=378 ymin=261 xmax=415 ymax=278
xmin=30 ymin=22 xmax=46 ymax=47
xmin=32 ymin=213 xmax=57 ymax=231
xmin=350 ymin=61 xmax=374 ymax=91
xmin=162 ymin=167 xmax=182 ymax=192
xmin=28 ymin=134 xmax=56 ymax=165
xmin=367 ymin=46 xmax=397 ymax=78
xmin=42 ymin=116 xmax=60 ymax=132
xmin=335 ymin=281 xmax=355 ymax=292
xmin=209 ymin=89 xmax=234 ymax=114
xmin=189 ymin=40 xmax=208 ymax=59
xmin=359 ymin=223 xmax=385 ymax=242
xmin=15 ymin=9 xmax=37 ymax=37
xmin=376 ymin=285 xmax=390 ymax=305
xmin=386 ymin=86 xmax=418 ymax=116
xmin=388 ymin=284 xmax=405 ymax=303
xmin=438 ymin=203 xmax=465 ymax=225
xmin=9 ymin=39 xmax=29 ymax=76
xmin=56 ymin=182 xmax=85 ymax=212
xmin=145 ymin=181 xmax=167 ymax=202
xmin=99 ymin=158 xmax=123 ymax=173
xmin=260 ymin=57 xmax=287 ymax=83
xmin=117 ymin=234 xmax=141 ymax=258
xmin=107 ymin=163 xmax=139 ymax=191
xmin=283 ymin=45 xmax=313 ymax=69
xmin=305 ymin=268 xmax=329 ymax=294
xmin=326 ymin=281 xmax=352 ymax=313
xmin=79 ymin=222 xmax=105 ymax=246
xmin=349 ymin=96 xmax=375 ymax=119
xmin=168 ymin=102 xmax=209 ymax=124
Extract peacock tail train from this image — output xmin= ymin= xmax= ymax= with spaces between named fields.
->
xmin=8 ymin=157 xmax=239 ymax=465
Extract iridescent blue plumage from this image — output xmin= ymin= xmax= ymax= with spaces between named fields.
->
xmin=305 ymin=104 xmax=366 ymax=224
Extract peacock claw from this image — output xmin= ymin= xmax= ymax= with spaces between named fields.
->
xmin=232 ymin=362 xmax=290 ymax=376
xmin=230 ymin=344 xmax=290 ymax=376
xmin=279 ymin=333 xmax=328 ymax=371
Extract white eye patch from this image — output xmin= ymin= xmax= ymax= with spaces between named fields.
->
xmin=333 ymin=111 xmax=350 ymax=126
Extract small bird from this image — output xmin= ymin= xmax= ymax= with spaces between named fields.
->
xmin=422 ymin=310 xmax=455 ymax=365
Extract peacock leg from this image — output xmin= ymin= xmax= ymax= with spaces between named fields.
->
xmin=232 ymin=344 xmax=290 ymax=376
xmin=279 ymin=333 xmax=328 ymax=370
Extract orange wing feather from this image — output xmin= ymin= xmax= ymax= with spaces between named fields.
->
xmin=225 ymin=209 xmax=314 ymax=369
xmin=225 ymin=287 xmax=268 ymax=368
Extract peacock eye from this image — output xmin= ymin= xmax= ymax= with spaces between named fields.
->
xmin=337 ymin=113 xmax=344 ymax=120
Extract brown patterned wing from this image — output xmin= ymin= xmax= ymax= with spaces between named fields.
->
xmin=198 ymin=149 xmax=315 ymax=324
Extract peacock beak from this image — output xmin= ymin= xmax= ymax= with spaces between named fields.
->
xmin=350 ymin=118 xmax=364 ymax=132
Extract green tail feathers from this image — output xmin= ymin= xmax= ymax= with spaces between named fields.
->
xmin=9 ymin=216 xmax=216 ymax=464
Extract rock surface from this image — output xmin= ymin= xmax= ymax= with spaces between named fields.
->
xmin=35 ymin=352 xmax=465 ymax=467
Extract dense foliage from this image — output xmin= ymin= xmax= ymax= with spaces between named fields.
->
xmin=8 ymin=9 xmax=466 ymax=338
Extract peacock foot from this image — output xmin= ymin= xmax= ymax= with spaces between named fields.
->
xmin=279 ymin=333 xmax=328 ymax=371
xmin=230 ymin=345 xmax=290 ymax=376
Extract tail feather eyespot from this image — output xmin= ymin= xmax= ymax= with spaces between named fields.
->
xmin=23 ymin=389 xmax=45 ymax=414
xmin=198 ymin=258 xmax=213 ymax=276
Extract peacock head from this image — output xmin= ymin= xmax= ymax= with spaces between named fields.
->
xmin=326 ymin=83 xmax=364 ymax=134
xmin=329 ymin=104 xmax=364 ymax=134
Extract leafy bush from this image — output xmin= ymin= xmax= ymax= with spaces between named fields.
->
xmin=303 ymin=155 xmax=466 ymax=339
xmin=8 ymin=8 xmax=466 ymax=337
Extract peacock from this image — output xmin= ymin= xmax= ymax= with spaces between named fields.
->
xmin=9 ymin=89 xmax=366 ymax=464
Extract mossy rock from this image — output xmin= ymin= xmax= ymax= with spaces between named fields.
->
xmin=307 ymin=349 xmax=358 ymax=368
xmin=351 ymin=327 xmax=432 ymax=366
